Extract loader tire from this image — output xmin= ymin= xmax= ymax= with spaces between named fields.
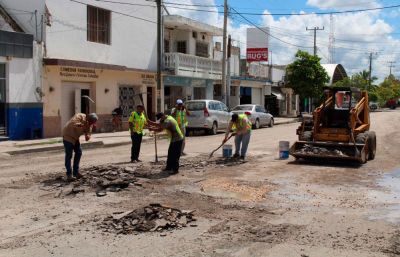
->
xmin=355 ymin=133 xmax=368 ymax=144
xmin=302 ymin=131 xmax=313 ymax=142
xmin=367 ymin=131 xmax=377 ymax=160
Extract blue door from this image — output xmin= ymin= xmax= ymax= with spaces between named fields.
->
xmin=240 ymin=87 xmax=252 ymax=105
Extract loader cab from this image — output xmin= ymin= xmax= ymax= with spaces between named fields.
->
xmin=322 ymin=87 xmax=361 ymax=129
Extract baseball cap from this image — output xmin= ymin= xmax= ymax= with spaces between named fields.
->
xmin=88 ymin=113 xmax=99 ymax=122
xmin=176 ymin=99 xmax=183 ymax=105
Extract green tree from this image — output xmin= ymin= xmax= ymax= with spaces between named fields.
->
xmin=374 ymin=75 xmax=400 ymax=106
xmin=286 ymin=50 xmax=330 ymax=99
xmin=333 ymin=70 xmax=377 ymax=91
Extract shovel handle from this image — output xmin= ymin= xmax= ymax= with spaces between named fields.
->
xmin=209 ymin=134 xmax=234 ymax=158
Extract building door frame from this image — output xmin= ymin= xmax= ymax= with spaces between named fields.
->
xmin=61 ymin=82 xmax=92 ymax=129
xmin=0 ymin=63 xmax=6 ymax=136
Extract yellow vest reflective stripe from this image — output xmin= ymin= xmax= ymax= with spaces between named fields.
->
xmin=130 ymin=111 xmax=146 ymax=134
xmin=175 ymin=110 xmax=188 ymax=127
xmin=232 ymin=114 xmax=252 ymax=132
xmin=165 ymin=115 xmax=183 ymax=141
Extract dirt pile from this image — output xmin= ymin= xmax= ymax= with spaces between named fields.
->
xmin=98 ymin=203 xmax=196 ymax=234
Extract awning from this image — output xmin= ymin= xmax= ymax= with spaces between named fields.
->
xmin=272 ymin=88 xmax=285 ymax=100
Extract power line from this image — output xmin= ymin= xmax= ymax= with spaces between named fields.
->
xmin=230 ymin=8 xmax=313 ymax=49
xmin=163 ymin=1 xmax=221 ymax=8
xmin=70 ymin=0 xmax=156 ymax=23
xmin=164 ymin=3 xmax=400 ymax=16
xmin=162 ymin=0 xmax=391 ymax=10
xmin=93 ymin=0 xmax=155 ymax=7
xmin=306 ymin=26 xmax=325 ymax=56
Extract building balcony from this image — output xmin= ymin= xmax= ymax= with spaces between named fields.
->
xmin=164 ymin=52 xmax=222 ymax=80
xmin=246 ymin=62 xmax=269 ymax=79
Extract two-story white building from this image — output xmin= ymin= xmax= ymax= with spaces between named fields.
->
xmin=0 ymin=1 xmax=44 ymax=140
xmin=41 ymin=0 xmax=159 ymax=137
xmin=163 ymin=15 xmax=223 ymax=109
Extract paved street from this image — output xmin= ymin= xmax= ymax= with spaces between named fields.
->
xmin=0 ymin=110 xmax=400 ymax=257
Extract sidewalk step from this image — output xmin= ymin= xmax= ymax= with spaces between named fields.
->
xmin=0 ymin=136 xmax=9 ymax=142
xmin=6 ymin=141 xmax=104 ymax=155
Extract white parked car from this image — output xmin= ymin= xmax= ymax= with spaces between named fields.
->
xmin=231 ymin=104 xmax=274 ymax=129
xmin=186 ymin=100 xmax=231 ymax=135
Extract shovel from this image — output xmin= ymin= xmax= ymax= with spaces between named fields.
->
xmin=209 ymin=134 xmax=234 ymax=159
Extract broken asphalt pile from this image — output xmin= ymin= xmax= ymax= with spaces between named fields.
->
xmin=296 ymin=144 xmax=351 ymax=157
xmin=41 ymin=164 xmax=142 ymax=197
xmin=41 ymin=156 xmax=247 ymax=195
xmin=98 ymin=203 xmax=196 ymax=235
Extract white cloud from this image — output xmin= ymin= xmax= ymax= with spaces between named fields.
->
xmin=306 ymin=0 xmax=380 ymax=10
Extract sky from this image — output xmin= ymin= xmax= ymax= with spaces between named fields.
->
xmin=165 ymin=0 xmax=400 ymax=81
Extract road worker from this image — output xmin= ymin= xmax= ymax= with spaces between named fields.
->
xmin=128 ymin=105 xmax=147 ymax=163
xmin=171 ymin=99 xmax=191 ymax=155
xmin=62 ymin=113 xmax=98 ymax=181
xmin=147 ymin=112 xmax=184 ymax=174
xmin=223 ymin=113 xmax=252 ymax=160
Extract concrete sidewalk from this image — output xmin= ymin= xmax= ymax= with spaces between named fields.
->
xmin=0 ymin=117 xmax=299 ymax=155
xmin=0 ymin=130 xmax=155 ymax=155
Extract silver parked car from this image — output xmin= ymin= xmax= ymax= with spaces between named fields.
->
xmin=231 ymin=104 xmax=274 ymax=129
xmin=186 ymin=100 xmax=231 ymax=135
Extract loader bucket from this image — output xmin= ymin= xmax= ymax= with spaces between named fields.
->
xmin=289 ymin=141 xmax=368 ymax=164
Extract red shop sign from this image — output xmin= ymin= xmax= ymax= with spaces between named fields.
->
xmin=246 ymin=48 xmax=268 ymax=62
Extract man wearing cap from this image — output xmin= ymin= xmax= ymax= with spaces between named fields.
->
xmin=128 ymin=105 xmax=147 ymax=162
xmin=62 ymin=113 xmax=98 ymax=181
xmin=147 ymin=112 xmax=183 ymax=174
xmin=223 ymin=113 xmax=252 ymax=160
xmin=171 ymin=99 xmax=191 ymax=155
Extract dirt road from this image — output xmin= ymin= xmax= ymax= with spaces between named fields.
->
xmin=1 ymin=110 xmax=400 ymax=257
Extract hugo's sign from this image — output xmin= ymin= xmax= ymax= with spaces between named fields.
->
xmin=246 ymin=48 xmax=268 ymax=62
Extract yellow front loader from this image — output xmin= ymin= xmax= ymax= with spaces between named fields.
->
xmin=290 ymin=87 xmax=376 ymax=164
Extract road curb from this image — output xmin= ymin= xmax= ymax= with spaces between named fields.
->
xmin=274 ymin=119 xmax=300 ymax=126
xmin=103 ymin=137 xmax=154 ymax=148
xmin=5 ymin=137 xmax=160 ymax=155
xmin=6 ymin=141 xmax=104 ymax=155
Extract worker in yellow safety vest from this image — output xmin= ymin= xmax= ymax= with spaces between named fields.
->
xmin=128 ymin=105 xmax=147 ymax=163
xmin=147 ymin=112 xmax=184 ymax=175
xmin=223 ymin=113 xmax=252 ymax=160
xmin=171 ymin=99 xmax=191 ymax=155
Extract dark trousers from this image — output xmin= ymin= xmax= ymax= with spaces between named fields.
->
xmin=131 ymin=132 xmax=143 ymax=161
xmin=63 ymin=140 xmax=82 ymax=176
xmin=166 ymin=139 xmax=183 ymax=172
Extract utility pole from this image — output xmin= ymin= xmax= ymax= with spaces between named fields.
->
xmin=388 ymin=61 xmax=396 ymax=76
xmin=226 ymin=35 xmax=231 ymax=108
xmin=306 ymin=26 xmax=324 ymax=57
xmin=269 ymin=51 xmax=273 ymax=81
xmin=156 ymin=0 xmax=162 ymax=113
xmin=306 ymin=26 xmax=324 ymax=113
xmin=222 ymin=0 xmax=228 ymax=105
xmin=329 ymin=14 xmax=335 ymax=63
xmin=367 ymin=52 xmax=377 ymax=89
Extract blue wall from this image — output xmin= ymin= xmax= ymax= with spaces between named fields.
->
xmin=7 ymin=104 xmax=43 ymax=140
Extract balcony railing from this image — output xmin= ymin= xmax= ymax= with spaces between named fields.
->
xmin=247 ymin=62 xmax=269 ymax=79
xmin=164 ymin=52 xmax=222 ymax=80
